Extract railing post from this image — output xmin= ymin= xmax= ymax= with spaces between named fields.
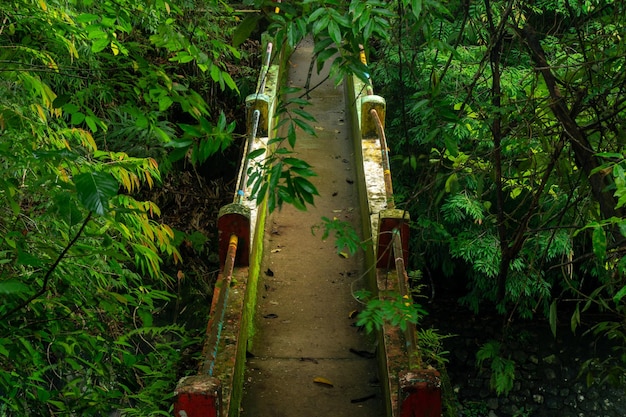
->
xmin=398 ymin=369 xmax=442 ymax=417
xmin=174 ymin=375 xmax=223 ymax=417
xmin=217 ymin=203 xmax=250 ymax=267
xmin=245 ymin=94 xmax=270 ymax=137
xmin=361 ymin=95 xmax=386 ymax=139
xmin=377 ymin=209 xmax=409 ymax=268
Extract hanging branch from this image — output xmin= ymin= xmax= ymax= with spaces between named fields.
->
xmin=0 ymin=211 xmax=93 ymax=321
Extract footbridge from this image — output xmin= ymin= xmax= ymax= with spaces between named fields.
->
xmin=173 ymin=35 xmax=442 ymax=417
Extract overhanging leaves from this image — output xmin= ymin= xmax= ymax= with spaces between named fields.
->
xmin=75 ymin=171 xmax=118 ymax=215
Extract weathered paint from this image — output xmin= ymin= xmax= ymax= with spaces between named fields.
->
xmin=245 ymin=94 xmax=270 ymax=137
xmin=174 ymin=375 xmax=222 ymax=417
xmin=377 ymin=209 xmax=410 ymax=268
xmin=177 ymin=33 xmax=441 ymax=417
xmin=217 ymin=204 xmax=250 ymax=267
xmin=399 ymin=369 xmax=442 ymax=417
xmin=348 ymin=65 xmax=442 ymax=417
xmin=361 ymin=95 xmax=386 ymax=140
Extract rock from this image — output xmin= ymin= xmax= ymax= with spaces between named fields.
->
xmin=487 ymin=398 xmax=499 ymax=410
xmin=546 ymin=398 xmax=560 ymax=409
xmin=564 ymin=395 xmax=577 ymax=407
xmin=512 ymin=350 xmax=528 ymax=362
xmin=542 ymin=354 xmax=557 ymax=364
xmin=544 ymin=368 xmax=557 ymax=380
xmin=488 ymin=411 xmax=498 ymax=417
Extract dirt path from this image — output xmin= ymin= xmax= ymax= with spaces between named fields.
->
xmin=240 ymin=38 xmax=384 ymax=416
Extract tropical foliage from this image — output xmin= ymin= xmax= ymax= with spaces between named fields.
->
xmin=0 ymin=0 xmax=246 ymax=414
xmin=367 ymin=0 xmax=626 ymax=388
xmin=5 ymin=0 xmax=626 ymax=412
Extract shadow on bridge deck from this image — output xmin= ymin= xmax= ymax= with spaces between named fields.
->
xmin=239 ymin=37 xmax=385 ymax=417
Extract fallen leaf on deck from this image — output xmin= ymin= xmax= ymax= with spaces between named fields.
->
xmin=313 ymin=376 xmax=334 ymax=387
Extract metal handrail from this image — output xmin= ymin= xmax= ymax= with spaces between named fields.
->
xmin=235 ymin=42 xmax=273 ymax=204
xmin=392 ymin=229 xmax=420 ymax=369
xmin=200 ymin=234 xmax=239 ymax=376
xmin=359 ymin=47 xmax=419 ymax=367
xmin=369 ymin=108 xmax=394 ymax=209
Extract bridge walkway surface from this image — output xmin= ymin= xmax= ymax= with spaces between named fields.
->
xmin=239 ymin=37 xmax=385 ymax=416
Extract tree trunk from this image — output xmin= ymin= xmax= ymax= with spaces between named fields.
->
xmin=519 ymin=23 xmax=621 ymax=221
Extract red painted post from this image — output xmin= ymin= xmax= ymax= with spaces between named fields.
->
xmin=398 ymin=369 xmax=442 ymax=417
xmin=217 ymin=203 xmax=250 ymax=266
xmin=377 ymin=209 xmax=410 ymax=268
xmin=174 ymin=375 xmax=222 ymax=417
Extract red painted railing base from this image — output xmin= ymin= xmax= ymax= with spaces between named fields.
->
xmin=399 ymin=369 xmax=442 ymax=417
xmin=217 ymin=203 xmax=250 ymax=267
xmin=174 ymin=375 xmax=222 ymax=417
xmin=377 ymin=209 xmax=410 ymax=268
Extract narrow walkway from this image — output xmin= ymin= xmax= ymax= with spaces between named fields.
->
xmin=240 ymin=38 xmax=384 ymax=416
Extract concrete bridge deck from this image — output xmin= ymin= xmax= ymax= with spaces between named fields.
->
xmin=239 ymin=37 xmax=385 ymax=417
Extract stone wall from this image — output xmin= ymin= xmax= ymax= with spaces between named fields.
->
xmin=423 ymin=299 xmax=626 ymax=417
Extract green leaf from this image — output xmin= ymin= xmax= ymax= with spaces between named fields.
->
xmin=159 ymin=95 xmax=174 ymax=111
xmin=412 ymin=0 xmax=423 ymax=19
xmin=71 ymin=111 xmax=85 ymax=125
xmin=294 ymin=118 xmax=316 ymax=136
xmin=233 ymin=14 xmax=262 ymax=47
xmin=592 ymin=226 xmax=607 ymax=261
xmin=292 ymin=107 xmax=317 ymax=122
xmin=248 ymin=148 xmax=266 ymax=159
xmin=549 ymin=300 xmax=557 ymax=338
xmin=327 ymin=20 xmax=342 ymax=45
xmin=91 ymin=38 xmax=110 ymax=53
xmin=613 ymin=285 xmax=626 ymax=304
xmin=293 ymin=176 xmax=318 ymax=195
xmin=0 ymin=280 xmax=31 ymax=294
xmin=283 ymin=157 xmax=311 ymax=169
xmin=74 ymin=171 xmax=118 ymax=215
xmin=85 ymin=115 xmax=98 ymax=132
xmin=17 ymin=248 xmax=46 ymax=267
xmin=444 ymin=135 xmax=458 ymax=157
xmin=76 ymin=13 xmax=100 ymax=23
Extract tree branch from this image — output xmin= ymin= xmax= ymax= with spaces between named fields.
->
xmin=0 ymin=212 xmax=93 ymax=321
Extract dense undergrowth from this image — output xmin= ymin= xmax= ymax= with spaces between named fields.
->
xmin=0 ymin=0 xmax=259 ymax=414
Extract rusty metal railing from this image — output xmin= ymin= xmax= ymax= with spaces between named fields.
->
xmin=356 ymin=44 xmax=442 ymax=417
xmin=358 ymin=50 xmax=416 ymax=363
xmin=175 ymin=37 xmax=278 ymax=417
xmin=200 ymin=234 xmax=239 ymax=376
xmin=236 ymin=42 xmax=273 ymax=205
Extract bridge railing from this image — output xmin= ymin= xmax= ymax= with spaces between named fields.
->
xmin=347 ymin=50 xmax=442 ymax=417
xmin=173 ymin=37 xmax=282 ymax=417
